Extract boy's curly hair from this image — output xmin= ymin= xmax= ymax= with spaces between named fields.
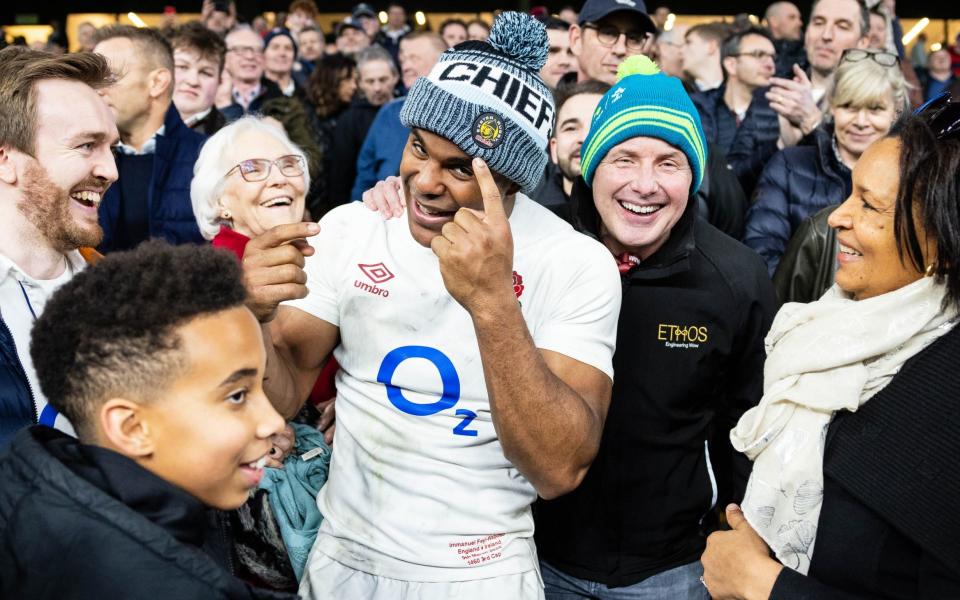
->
xmin=30 ymin=241 xmax=248 ymax=439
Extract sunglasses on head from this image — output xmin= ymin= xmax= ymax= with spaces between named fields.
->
xmin=914 ymin=92 xmax=960 ymax=141
xmin=840 ymin=48 xmax=899 ymax=67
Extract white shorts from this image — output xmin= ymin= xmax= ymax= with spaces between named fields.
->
xmin=298 ymin=550 xmax=545 ymax=600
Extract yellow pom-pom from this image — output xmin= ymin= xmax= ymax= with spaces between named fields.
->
xmin=616 ymin=55 xmax=661 ymax=81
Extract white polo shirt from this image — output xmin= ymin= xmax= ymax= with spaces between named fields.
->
xmin=287 ymin=195 xmax=621 ymax=582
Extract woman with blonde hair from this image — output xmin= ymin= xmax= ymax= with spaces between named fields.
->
xmin=744 ymin=48 xmax=911 ymax=276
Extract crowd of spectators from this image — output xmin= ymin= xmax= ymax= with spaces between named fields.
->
xmin=0 ymin=0 xmax=959 ymax=599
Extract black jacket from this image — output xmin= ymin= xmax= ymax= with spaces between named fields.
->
xmin=535 ymin=180 xmax=778 ymax=587
xmin=773 ymin=204 xmax=838 ymax=304
xmin=699 ymin=142 xmax=749 ymax=240
xmin=531 ymin=162 xmax=571 ymax=214
xmin=0 ymin=426 xmax=292 ymax=600
xmin=0 ymin=314 xmax=35 ymax=446
xmin=97 ymin=104 xmax=207 ymax=252
xmin=312 ymin=107 xmax=346 ymax=218
xmin=774 ymin=39 xmax=809 ymax=79
xmin=744 ymin=125 xmax=851 ymax=276
xmin=329 ymin=95 xmax=385 ymax=207
xmin=770 ymin=323 xmax=960 ymax=598
xmin=189 ymin=107 xmax=228 ymax=136
xmin=693 ymin=85 xmax=780 ymax=196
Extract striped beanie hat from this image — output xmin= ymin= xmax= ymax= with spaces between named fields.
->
xmin=580 ymin=56 xmax=708 ymax=194
xmin=399 ymin=12 xmax=553 ymax=195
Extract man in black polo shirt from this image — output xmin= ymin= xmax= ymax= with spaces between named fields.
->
xmin=533 ymin=55 xmax=777 ymax=599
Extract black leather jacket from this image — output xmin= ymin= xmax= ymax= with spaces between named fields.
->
xmin=772 ymin=204 xmax=838 ymax=304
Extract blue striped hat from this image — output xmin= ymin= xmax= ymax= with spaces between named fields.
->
xmin=580 ymin=56 xmax=708 ymax=194
xmin=399 ymin=12 xmax=553 ymax=195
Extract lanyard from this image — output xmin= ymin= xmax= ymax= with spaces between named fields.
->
xmin=17 ymin=279 xmax=38 ymax=322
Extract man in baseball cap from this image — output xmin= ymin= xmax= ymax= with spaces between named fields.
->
xmin=335 ymin=16 xmax=371 ymax=56
xmin=568 ymin=0 xmax=658 ymax=85
xmin=351 ymin=2 xmax=382 ymax=39
xmin=242 ymin=12 xmax=622 ymax=599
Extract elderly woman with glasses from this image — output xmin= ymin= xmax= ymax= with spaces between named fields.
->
xmin=190 ymin=116 xmax=312 ymax=468
xmin=192 ymin=116 xmax=309 ymax=256
xmin=700 ymin=98 xmax=960 ymax=599
xmin=744 ymin=48 xmax=910 ymax=277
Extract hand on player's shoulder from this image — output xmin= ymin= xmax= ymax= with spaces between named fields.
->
xmin=362 ymin=176 xmax=406 ymax=220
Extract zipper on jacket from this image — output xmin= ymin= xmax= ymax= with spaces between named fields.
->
xmin=0 ymin=315 xmax=38 ymax=423
xmin=218 ymin=510 xmax=235 ymax=575
xmin=699 ymin=439 xmax=719 ymax=526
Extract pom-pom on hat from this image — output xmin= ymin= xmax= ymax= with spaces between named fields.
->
xmin=580 ymin=55 xmax=708 ymax=194
xmin=400 ymin=12 xmax=554 ymax=195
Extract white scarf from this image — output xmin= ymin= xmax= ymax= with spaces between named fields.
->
xmin=731 ymin=277 xmax=956 ymax=574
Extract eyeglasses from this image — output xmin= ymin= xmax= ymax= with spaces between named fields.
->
xmin=226 ymin=155 xmax=306 ymax=182
xmin=227 ymin=45 xmax=264 ymax=57
xmin=841 ymin=48 xmax=899 ymax=67
xmin=582 ymin=23 xmax=653 ymax=51
xmin=915 ymin=92 xmax=960 ymax=141
xmin=730 ymin=50 xmax=777 ymax=61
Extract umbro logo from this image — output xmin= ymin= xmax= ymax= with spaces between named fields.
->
xmin=359 ymin=262 xmax=394 ymax=283
xmin=355 ymin=262 xmax=394 ymax=298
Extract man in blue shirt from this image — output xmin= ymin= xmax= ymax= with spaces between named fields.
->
xmin=350 ymin=32 xmax=445 ymax=200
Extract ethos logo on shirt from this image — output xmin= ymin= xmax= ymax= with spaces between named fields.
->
xmin=355 ymin=262 xmax=394 ymax=297
xmin=657 ymin=323 xmax=709 ymax=349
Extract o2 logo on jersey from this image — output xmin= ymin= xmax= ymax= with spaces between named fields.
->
xmin=376 ymin=345 xmax=478 ymax=437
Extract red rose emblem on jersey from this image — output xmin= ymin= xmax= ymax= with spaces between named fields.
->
xmin=513 ymin=271 xmax=524 ymax=298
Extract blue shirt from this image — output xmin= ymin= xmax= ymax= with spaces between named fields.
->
xmin=926 ymin=77 xmax=953 ymax=102
xmin=350 ymin=98 xmax=409 ymax=201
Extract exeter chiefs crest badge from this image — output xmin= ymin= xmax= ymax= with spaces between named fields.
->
xmin=472 ymin=112 xmax=505 ymax=149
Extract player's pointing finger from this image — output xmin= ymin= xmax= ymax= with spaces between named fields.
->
xmin=473 ymin=158 xmax=506 ymax=223
xmin=250 ymin=222 xmax=320 ymax=251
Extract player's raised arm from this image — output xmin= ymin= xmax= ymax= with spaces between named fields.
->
xmin=475 ymin=310 xmax=614 ymax=499
xmin=436 ymin=159 xmax=617 ymax=500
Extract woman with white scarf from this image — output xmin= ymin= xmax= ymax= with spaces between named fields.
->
xmin=701 ymin=98 xmax=960 ymax=598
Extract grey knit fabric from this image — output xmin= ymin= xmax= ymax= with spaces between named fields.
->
xmin=399 ymin=13 xmax=553 ymax=194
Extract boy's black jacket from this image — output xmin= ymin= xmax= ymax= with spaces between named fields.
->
xmin=0 ymin=426 xmax=293 ymax=600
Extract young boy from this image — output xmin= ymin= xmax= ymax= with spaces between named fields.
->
xmin=0 ymin=242 xmax=291 ymax=599
xmin=170 ymin=21 xmax=228 ymax=134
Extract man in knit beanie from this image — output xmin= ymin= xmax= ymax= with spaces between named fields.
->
xmin=533 ymin=55 xmax=779 ymax=598
xmin=240 ymin=12 xmax=622 ymax=600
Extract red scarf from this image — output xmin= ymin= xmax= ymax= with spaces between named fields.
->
xmin=212 ymin=225 xmax=251 ymax=260
xmin=615 ymin=252 xmax=641 ymax=275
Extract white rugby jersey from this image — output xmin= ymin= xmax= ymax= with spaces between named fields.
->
xmin=287 ymin=195 xmax=621 ymax=582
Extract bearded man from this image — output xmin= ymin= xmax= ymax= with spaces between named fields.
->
xmin=0 ymin=47 xmax=119 ymax=444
